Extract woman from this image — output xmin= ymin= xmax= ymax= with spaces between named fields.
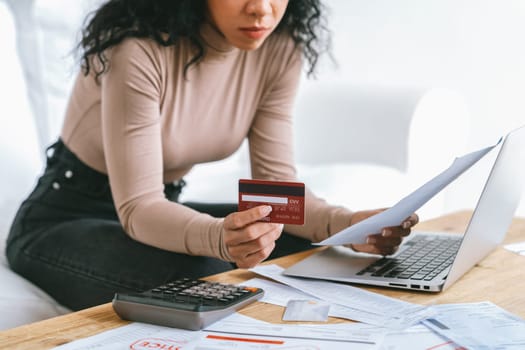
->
xmin=6 ymin=0 xmax=417 ymax=311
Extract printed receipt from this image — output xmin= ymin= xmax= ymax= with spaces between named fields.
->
xmin=423 ymin=301 xmax=525 ymax=350
xmin=316 ymin=140 xmax=500 ymax=245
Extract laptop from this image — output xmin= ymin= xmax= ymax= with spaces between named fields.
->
xmin=284 ymin=125 xmax=525 ymax=292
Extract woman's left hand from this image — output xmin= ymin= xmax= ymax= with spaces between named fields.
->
xmin=349 ymin=209 xmax=419 ymax=256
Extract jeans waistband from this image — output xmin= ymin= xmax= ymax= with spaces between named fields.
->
xmin=45 ymin=139 xmax=184 ymax=202
xmin=46 ymin=139 xmax=109 ymax=183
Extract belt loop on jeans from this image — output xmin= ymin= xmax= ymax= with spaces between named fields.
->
xmin=164 ymin=179 xmax=186 ymax=202
xmin=45 ymin=139 xmax=63 ymax=166
xmin=172 ymin=179 xmax=186 ymax=190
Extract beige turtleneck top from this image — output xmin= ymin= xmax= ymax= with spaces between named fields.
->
xmin=61 ymin=24 xmax=353 ymax=261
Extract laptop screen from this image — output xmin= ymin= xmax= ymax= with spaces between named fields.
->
xmin=444 ymin=125 xmax=525 ymax=289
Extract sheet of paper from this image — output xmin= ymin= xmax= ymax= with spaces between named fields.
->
xmin=206 ymin=312 xmax=386 ymax=348
xmin=422 ymin=301 xmax=525 ymax=350
xmin=53 ymin=322 xmax=200 ymax=350
xmin=379 ymin=324 xmax=460 ymax=350
xmin=243 ymin=277 xmax=403 ymax=325
xmin=316 ymin=141 xmax=500 ymax=245
xmin=53 ymin=314 xmax=384 ymax=350
xmin=504 ymin=241 xmax=525 ymax=256
xmin=250 ymin=264 xmax=435 ymax=329
xmin=282 ymin=299 xmax=330 ymax=321
xmin=243 ymin=277 xmax=314 ymax=307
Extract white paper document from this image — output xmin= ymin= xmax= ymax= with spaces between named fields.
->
xmin=317 ymin=141 xmax=500 ymax=245
xmin=504 ymin=241 xmax=525 ymax=256
xmin=250 ymin=264 xmax=434 ymax=329
xmin=243 ymin=277 xmax=315 ymax=307
xmin=422 ymin=301 xmax=525 ymax=350
xmin=206 ymin=312 xmax=385 ymax=348
xmin=282 ymin=299 xmax=330 ymax=321
xmin=242 ymin=277 xmax=402 ymax=325
xmin=379 ymin=324 xmax=460 ymax=350
xmin=53 ymin=313 xmax=385 ymax=350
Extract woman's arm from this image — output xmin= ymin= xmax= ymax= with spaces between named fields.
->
xmin=247 ymin=36 xmax=354 ymax=243
xmin=247 ymin=36 xmax=417 ymax=253
xmin=100 ymin=38 xmax=232 ymax=261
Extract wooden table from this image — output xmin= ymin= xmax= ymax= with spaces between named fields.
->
xmin=1 ymin=211 xmax=524 ymax=349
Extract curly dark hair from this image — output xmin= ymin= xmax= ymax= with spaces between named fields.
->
xmin=79 ymin=0 xmax=331 ymax=80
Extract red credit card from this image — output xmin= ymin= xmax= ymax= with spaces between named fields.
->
xmin=238 ymin=179 xmax=305 ymax=225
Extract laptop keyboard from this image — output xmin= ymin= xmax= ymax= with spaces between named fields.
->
xmin=356 ymin=235 xmax=462 ymax=281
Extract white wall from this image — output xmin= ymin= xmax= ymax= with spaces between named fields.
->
xmin=0 ymin=1 xmax=42 ymax=257
xmin=1 ymin=0 xmax=524 ymax=218
xmin=317 ymin=0 xmax=525 ymax=217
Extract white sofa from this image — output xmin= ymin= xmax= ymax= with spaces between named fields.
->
xmin=0 ymin=0 xmax=469 ymax=331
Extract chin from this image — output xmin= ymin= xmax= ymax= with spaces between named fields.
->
xmin=229 ymin=35 xmax=267 ymax=51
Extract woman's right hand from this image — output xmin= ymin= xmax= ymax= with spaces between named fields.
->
xmin=223 ymin=205 xmax=283 ymax=269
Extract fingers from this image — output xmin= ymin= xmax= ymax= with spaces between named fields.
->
xmin=223 ymin=205 xmax=284 ymax=268
xmin=229 ymin=224 xmax=283 ymax=269
xmin=350 ymin=243 xmax=399 ymax=256
xmin=228 ymin=223 xmax=282 ymax=257
xmin=381 ymin=214 xmax=419 ymax=238
xmin=402 ymin=213 xmax=419 ymax=229
xmin=381 ymin=226 xmax=411 ymax=238
xmin=224 ymin=205 xmax=272 ymax=231
xmin=224 ymin=205 xmax=273 ymax=246
xmin=368 ymin=233 xmax=403 ymax=247
xmin=235 ymin=241 xmax=277 ymax=269
xmin=349 ymin=211 xmax=419 ymax=256
xmin=350 ymin=234 xmax=402 ymax=255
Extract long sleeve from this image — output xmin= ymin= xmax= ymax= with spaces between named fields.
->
xmin=98 ymin=39 xmax=231 ymax=260
xmin=61 ymin=27 xmax=353 ymax=260
xmin=248 ymin=39 xmax=353 ymax=243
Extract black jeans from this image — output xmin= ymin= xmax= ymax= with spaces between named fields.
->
xmin=6 ymin=140 xmax=312 ymax=311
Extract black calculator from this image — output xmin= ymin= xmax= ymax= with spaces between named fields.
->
xmin=112 ymin=278 xmax=264 ymax=330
